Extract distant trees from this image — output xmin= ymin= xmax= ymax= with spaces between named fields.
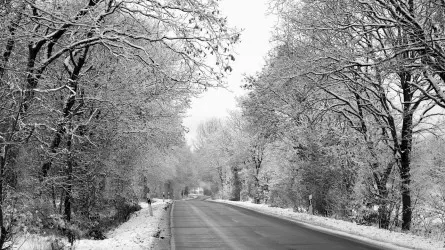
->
xmin=194 ymin=112 xmax=252 ymax=200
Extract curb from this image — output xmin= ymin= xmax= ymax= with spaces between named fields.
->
xmin=170 ymin=201 xmax=176 ymax=250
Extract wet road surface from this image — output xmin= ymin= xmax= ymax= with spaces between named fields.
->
xmin=171 ymin=200 xmax=385 ymax=250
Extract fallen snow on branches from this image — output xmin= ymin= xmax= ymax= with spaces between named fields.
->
xmin=212 ymin=199 xmax=444 ymax=250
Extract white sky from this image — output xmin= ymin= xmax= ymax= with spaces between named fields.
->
xmin=182 ymin=0 xmax=276 ymax=146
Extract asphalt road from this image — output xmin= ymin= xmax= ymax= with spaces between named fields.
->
xmin=171 ymin=200 xmax=386 ymax=250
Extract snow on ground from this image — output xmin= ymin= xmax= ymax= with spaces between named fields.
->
xmin=74 ymin=199 xmax=171 ymax=250
xmin=12 ymin=199 xmax=171 ymax=249
xmin=212 ymin=199 xmax=445 ymax=250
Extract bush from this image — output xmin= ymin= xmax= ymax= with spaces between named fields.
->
xmin=86 ymin=200 xmax=141 ymax=239
xmin=355 ymin=207 xmax=379 ymax=226
xmin=114 ymin=202 xmax=141 ymax=222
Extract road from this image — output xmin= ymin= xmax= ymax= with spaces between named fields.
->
xmin=171 ymin=200 xmax=386 ymax=250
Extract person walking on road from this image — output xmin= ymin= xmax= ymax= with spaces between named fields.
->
xmin=162 ymin=191 xmax=165 ymax=202
xmin=146 ymin=189 xmax=153 ymax=216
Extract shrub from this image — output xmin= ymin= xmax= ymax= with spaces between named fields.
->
xmin=86 ymin=200 xmax=141 ymax=239
xmin=114 ymin=201 xmax=141 ymax=222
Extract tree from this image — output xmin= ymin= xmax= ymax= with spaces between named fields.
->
xmin=194 ymin=112 xmax=251 ymax=200
xmin=266 ymin=0 xmax=445 ymax=230
xmin=0 ymin=0 xmax=239 ymax=247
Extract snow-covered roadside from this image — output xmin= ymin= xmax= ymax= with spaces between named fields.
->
xmin=212 ymin=199 xmax=444 ymax=250
xmin=74 ymin=199 xmax=171 ymax=250
xmin=11 ymin=199 xmax=172 ymax=250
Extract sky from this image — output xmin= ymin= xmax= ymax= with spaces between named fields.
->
xmin=182 ymin=0 xmax=276 ymax=147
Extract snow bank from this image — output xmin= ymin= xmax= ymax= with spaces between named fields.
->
xmin=212 ymin=199 xmax=445 ymax=250
xmin=74 ymin=199 xmax=171 ymax=250
xmin=11 ymin=199 xmax=171 ymax=249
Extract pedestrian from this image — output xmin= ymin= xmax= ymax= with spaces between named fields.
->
xmin=146 ymin=189 xmax=153 ymax=216
xmin=162 ymin=191 xmax=165 ymax=202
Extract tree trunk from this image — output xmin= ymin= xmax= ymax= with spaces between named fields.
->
xmin=0 ymin=155 xmax=6 ymax=248
xmin=397 ymin=1 xmax=417 ymax=230
xmin=40 ymin=46 xmax=89 ymax=179
xmin=254 ymin=166 xmax=260 ymax=204
xmin=252 ymin=144 xmax=263 ymax=203
xmin=372 ymin=161 xmax=391 ymax=229
xmin=400 ymin=123 xmax=412 ymax=231
xmin=394 ymin=200 xmax=401 ymax=227
xmin=0 ymin=143 xmax=9 ymax=248
xmin=400 ymin=71 xmax=414 ymax=231
xmin=64 ymin=156 xmax=73 ymax=222
xmin=232 ymin=167 xmax=241 ymax=201
xmin=64 ymin=136 xmax=75 ymax=244
xmin=52 ymin=185 xmax=58 ymax=211
xmin=354 ymin=88 xmax=396 ymax=229
xmin=378 ymin=205 xmax=390 ymax=229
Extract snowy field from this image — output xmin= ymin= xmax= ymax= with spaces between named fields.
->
xmin=212 ymin=199 xmax=444 ymax=250
xmin=13 ymin=199 xmax=171 ymax=250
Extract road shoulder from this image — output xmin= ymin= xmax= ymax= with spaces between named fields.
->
xmin=170 ymin=201 xmax=176 ymax=250
xmin=150 ymin=201 xmax=172 ymax=249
